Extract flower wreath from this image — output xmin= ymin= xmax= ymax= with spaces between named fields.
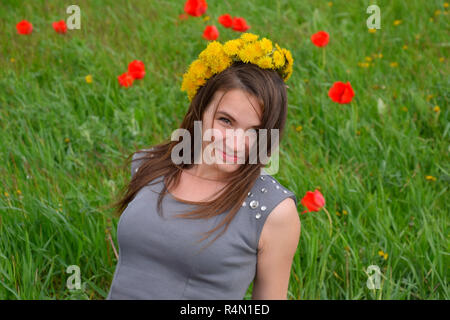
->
xmin=180 ymin=32 xmax=294 ymax=101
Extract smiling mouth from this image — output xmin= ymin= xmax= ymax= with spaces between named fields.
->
xmin=217 ymin=149 xmax=238 ymax=162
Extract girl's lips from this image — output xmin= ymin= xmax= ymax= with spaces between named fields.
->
xmin=218 ymin=150 xmax=238 ymax=162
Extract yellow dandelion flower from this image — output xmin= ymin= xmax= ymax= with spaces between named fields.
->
xmin=282 ymin=48 xmax=293 ymax=66
xmin=188 ymin=59 xmax=208 ymax=78
xmin=439 ymin=57 xmax=445 ymax=62
xmin=203 ymin=15 xmax=210 ymax=21
xmin=16 ymin=189 xmax=22 ymax=195
xmin=426 ymin=94 xmax=434 ymax=101
xmin=4 ymin=192 xmax=9 ymax=197
xmin=444 ymin=3 xmax=449 ymax=8
xmin=85 ymin=75 xmax=93 ymax=84
xmin=368 ymin=28 xmax=377 ymax=33
xmin=328 ymin=2 xmax=333 ymax=7
xmin=256 ymin=56 xmax=273 ymax=69
xmin=378 ymin=53 xmax=383 ymax=58
xmin=259 ymin=38 xmax=273 ymax=55
xmin=378 ymin=250 xmax=385 ymax=257
xmin=343 ymin=210 xmax=348 ymax=215
xmin=435 ymin=10 xmax=441 ymax=16
xmin=383 ymin=253 xmax=388 ymax=260
xmin=272 ymin=50 xmax=285 ymax=68
xmin=336 ymin=211 xmax=341 ymax=216
xmin=365 ymin=56 xmax=373 ymax=62
xmin=434 ymin=105 xmax=440 ymax=112
xmin=358 ymin=62 xmax=370 ymax=68
xmin=241 ymin=33 xmax=259 ymax=42
xmin=390 ymin=62 xmax=398 ymax=67
xmin=402 ymin=44 xmax=408 ymax=50
xmin=402 ymin=106 xmax=408 ymax=112
xmin=295 ymin=125 xmax=303 ymax=132
xmin=393 ymin=20 xmax=402 ymax=26
xmin=344 ymin=246 xmax=350 ymax=252
xmin=425 ymin=175 xmax=436 ymax=181
xmin=223 ymin=39 xmax=243 ymax=56
xmin=429 ymin=17 xmax=434 ymax=22
xmin=10 ymin=58 xmax=15 ymax=63
xmin=64 ymin=137 xmax=70 ymax=143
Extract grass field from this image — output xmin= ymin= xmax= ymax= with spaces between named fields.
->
xmin=0 ymin=0 xmax=448 ymax=299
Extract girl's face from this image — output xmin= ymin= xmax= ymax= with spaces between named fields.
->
xmin=201 ymin=89 xmax=262 ymax=174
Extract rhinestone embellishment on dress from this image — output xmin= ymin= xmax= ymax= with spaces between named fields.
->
xmin=249 ymin=200 xmax=259 ymax=209
xmin=261 ymin=187 xmax=267 ymax=193
xmin=261 ymin=205 xmax=267 ymax=211
xmin=242 ymin=201 xmax=247 ymax=207
xmin=255 ymin=212 xmax=261 ymax=219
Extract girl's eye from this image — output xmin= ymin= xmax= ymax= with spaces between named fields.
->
xmin=219 ymin=117 xmax=232 ymax=126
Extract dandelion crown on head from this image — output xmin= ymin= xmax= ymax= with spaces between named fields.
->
xmin=180 ymin=32 xmax=294 ymax=101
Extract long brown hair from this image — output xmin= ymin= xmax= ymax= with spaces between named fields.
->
xmin=109 ymin=61 xmax=290 ymax=250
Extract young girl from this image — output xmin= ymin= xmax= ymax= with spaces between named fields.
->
xmin=107 ymin=33 xmax=301 ymax=300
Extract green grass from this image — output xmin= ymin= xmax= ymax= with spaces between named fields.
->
xmin=0 ymin=0 xmax=448 ymax=299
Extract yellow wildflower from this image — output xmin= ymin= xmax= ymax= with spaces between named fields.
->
xmin=425 ymin=175 xmax=436 ymax=181
xmin=336 ymin=211 xmax=341 ymax=216
xmin=444 ymin=3 xmax=449 ymax=8
xmin=328 ymin=2 xmax=333 ymax=6
xmin=402 ymin=44 xmax=408 ymax=50
xmin=435 ymin=10 xmax=441 ymax=16
xmin=365 ymin=56 xmax=373 ymax=62
xmin=85 ymin=75 xmax=93 ymax=84
xmin=259 ymin=38 xmax=273 ymax=55
xmin=390 ymin=62 xmax=398 ymax=67
xmin=434 ymin=105 xmax=440 ymax=112
xmin=64 ymin=137 xmax=70 ymax=143
xmin=223 ymin=39 xmax=243 ymax=56
xmin=402 ymin=106 xmax=408 ymax=112
xmin=343 ymin=210 xmax=348 ymax=215
xmin=10 ymin=58 xmax=15 ymax=63
xmin=272 ymin=50 xmax=285 ymax=68
xmin=203 ymin=15 xmax=210 ymax=21
xmin=393 ymin=20 xmax=402 ymax=26
xmin=368 ymin=28 xmax=376 ymax=33
xmin=426 ymin=94 xmax=434 ymax=101
xmin=4 ymin=192 xmax=9 ymax=197
xmin=256 ymin=56 xmax=273 ymax=69
xmin=241 ymin=33 xmax=259 ymax=42
xmin=295 ymin=125 xmax=303 ymax=132
xmin=16 ymin=189 xmax=22 ymax=195
xmin=439 ymin=57 xmax=445 ymax=62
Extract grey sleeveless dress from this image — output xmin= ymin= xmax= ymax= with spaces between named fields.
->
xmin=106 ymin=150 xmax=298 ymax=300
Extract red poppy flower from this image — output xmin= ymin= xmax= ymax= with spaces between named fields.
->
xmin=231 ymin=17 xmax=250 ymax=32
xmin=218 ymin=14 xmax=233 ymax=28
xmin=202 ymin=25 xmax=219 ymax=40
xmin=310 ymin=31 xmax=329 ymax=47
xmin=300 ymin=189 xmax=325 ymax=214
xmin=118 ymin=72 xmax=134 ymax=87
xmin=16 ymin=20 xmax=33 ymax=35
xmin=184 ymin=0 xmax=208 ymax=17
xmin=128 ymin=60 xmax=145 ymax=80
xmin=52 ymin=20 xmax=67 ymax=34
xmin=328 ymin=81 xmax=355 ymax=104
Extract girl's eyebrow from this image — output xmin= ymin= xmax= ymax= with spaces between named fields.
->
xmin=217 ymin=110 xmax=261 ymax=129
